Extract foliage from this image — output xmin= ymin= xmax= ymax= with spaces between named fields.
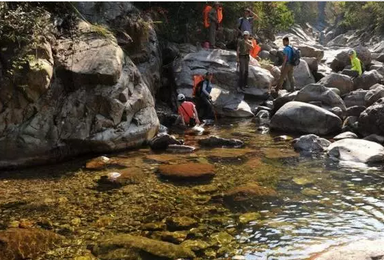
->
xmin=326 ymin=2 xmax=384 ymax=33
xmin=287 ymin=2 xmax=319 ymax=25
xmin=136 ymin=2 xmax=294 ymax=43
xmin=0 ymin=3 xmax=55 ymax=81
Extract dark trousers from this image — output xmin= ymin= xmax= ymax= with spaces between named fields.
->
xmin=341 ymin=69 xmax=359 ymax=78
xmin=196 ymin=95 xmax=213 ymax=120
xmin=209 ymin=22 xmax=217 ymax=48
xmin=239 ymin=55 xmax=249 ymax=89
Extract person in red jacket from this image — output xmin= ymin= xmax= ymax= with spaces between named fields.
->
xmin=176 ymin=94 xmax=200 ymax=127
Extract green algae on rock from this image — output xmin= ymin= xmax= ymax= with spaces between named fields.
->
xmin=239 ymin=212 xmax=262 ymax=224
xmin=166 ymin=216 xmax=198 ymax=231
xmin=93 ymin=234 xmax=195 ymax=259
xmin=0 ymin=228 xmax=63 ymax=260
xmin=224 ymin=183 xmax=278 ymax=203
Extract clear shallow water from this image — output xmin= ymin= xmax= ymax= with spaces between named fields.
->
xmin=1 ymin=118 xmax=384 ymax=259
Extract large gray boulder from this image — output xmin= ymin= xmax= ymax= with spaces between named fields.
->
xmin=298 ymin=45 xmax=324 ymax=62
xmin=211 ymin=88 xmax=254 ymax=118
xmin=319 ymin=73 xmax=354 ymax=95
xmin=302 ymin=57 xmax=318 ymax=72
xmin=343 ymin=89 xmax=368 ymax=107
xmin=173 ymin=49 xmax=273 ymax=98
xmin=354 ymin=70 xmax=383 ymax=90
xmin=327 ymin=139 xmax=384 ymax=163
xmin=358 ymin=97 xmax=384 ymax=137
xmin=330 ymin=46 xmax=372 ymax=72
xmin=294 ymin=83 xmax=346 ymax=112
xmin=364 ymin=83 xmax=384 ymax=106
xmin=270 ymin=101 xmax=342 ymax=135
xmin=293 ymin=59 xmax=315 ymax=89
xmin=76 ymin=3 xmax=162 ymax=95
xmin=0 ymin=19 xmax=160 ymax=168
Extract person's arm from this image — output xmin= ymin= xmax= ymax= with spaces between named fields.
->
xmin=209 ymin=9 xmax=218 ymax=23
xmin=282 ymin=49 xmax=288 ymax=68
xmin=245 ymin=40 xmax=253 ymax=49
xmin=193 ymin=106 xmax=201 ymax=125
xmin=202 ymin=81 xmax=211 ymax=98
xmin=249 ymin=10 xmax=259 ymax=19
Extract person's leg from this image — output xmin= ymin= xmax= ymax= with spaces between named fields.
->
xmin=209 ymin=23 xmax=216 ymax=48
xmin=287 ymin=64 xmax=295 ymax=92
xmin=276 ymin=65 xmax=289 ymax=92
xmin=239 ymin=56 xmax=246 ymax=89
xmin=201 ymin=95 xmax=213 ymax=119
xmin=244 ymin=55 xmax=249 ymax=88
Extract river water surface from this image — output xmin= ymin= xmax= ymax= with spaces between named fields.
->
xmin=1 ymin=119 xmax=384 ymax=259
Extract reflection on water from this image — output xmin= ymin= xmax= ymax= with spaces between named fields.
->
xmin=1 ymin=118 xmax=384 ymax=259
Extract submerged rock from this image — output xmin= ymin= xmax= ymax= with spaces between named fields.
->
xmin=198 ymin=136 xmax=244 ymax=148
xmin=239 ymin=212 xmax=261 ymax=224
xmin=181 ymin=240 xmax=210 ymax=251
xmin=313 ymin=238 xmax=384 ymax=260
xmin=166 ymin=217 xmax=198 ymax=231
xmin=158 ymin=163 xmax=215 ymax=181
xmin=224 ymin=183 xmax=277 ymax=203
xmin=293 ymin=134 xmax=331 ymax=153
xmin=209 ymin=231 xmax=233 ymax=246
xmin=0 ymin=228 xmax=63 ymax=260
xmin=93 ymin=234 xmax=195 ymax=259
xmin=151 ymin=231 xmax=188 ymax=244
xmin=149 ymin=134 xmax=182 ymax=151
xmin=99 ymin=168 xmax=144 ymax=187
xmin=327 ymin=139 xmax=384 ymax=163
xmin=85 ymin=156 xmax=111 ymax=170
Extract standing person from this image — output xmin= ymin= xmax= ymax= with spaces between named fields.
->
xmin=274 ymin=36 xmax=296 ymax=95
xmin=237 ymin=8 xmax=259 ymax=36
xmin=237 ymin=31 xmax=253 ymax=91
xmin=195 ymin=72 xmax=215 ymax=120
xmin=208 ymin=2 xmax=220 ymax=48
xmin=341 ymin=49 xmax=362 ymax=78
xmin=176 ymin=94 xmax=200 ymax=127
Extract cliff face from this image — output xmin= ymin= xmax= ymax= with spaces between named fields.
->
xmin=0 ymin=3 xmax=162 ymax=168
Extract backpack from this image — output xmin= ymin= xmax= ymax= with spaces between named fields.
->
xmin=192 ymin=75 xmax=205 ymax=97
xmin=217 ymin=6 xmax=223 ymax=24
xmin=250 ymin=38 xmax=261 ymax=58
xmin=203 ymin=5 xmax=212 ymax=28
xmin=289 ymin=46 xmax=301 ymax=66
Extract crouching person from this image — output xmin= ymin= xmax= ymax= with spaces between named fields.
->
xmin=176 ymin=94 xmax=201 ymax=127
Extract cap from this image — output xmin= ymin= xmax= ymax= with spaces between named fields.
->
xmin=243 ymin=31 xmax=250 ymax=36
xmin=177 ymin=93 xmax=186 ymax=101
xmin=348 ymin=49 xmax=354 ymax=55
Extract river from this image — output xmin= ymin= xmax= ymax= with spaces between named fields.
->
xmin=1 ymin=118 xmax=384 ymax=259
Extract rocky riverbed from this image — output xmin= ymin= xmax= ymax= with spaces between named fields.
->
xmin=1 ymin=119 xmax=384 ymax=260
